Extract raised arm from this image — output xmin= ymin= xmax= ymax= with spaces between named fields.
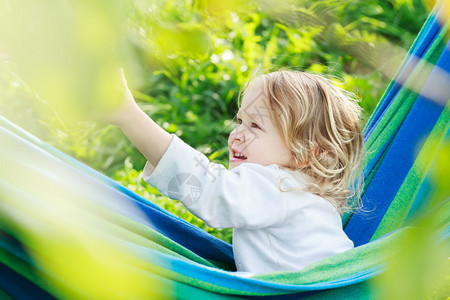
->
xmin=108 ymin=70 xmax=172 ymax=173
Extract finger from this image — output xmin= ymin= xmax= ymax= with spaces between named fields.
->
xmin=120 ymin=68 xmax=128 ymax=86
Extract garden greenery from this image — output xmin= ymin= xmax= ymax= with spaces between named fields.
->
xmin=0 ymin=0 xmax=429 ymax=243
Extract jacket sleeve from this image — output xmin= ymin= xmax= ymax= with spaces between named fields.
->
xmin=143 ymin=134 xmax=288 ymax=229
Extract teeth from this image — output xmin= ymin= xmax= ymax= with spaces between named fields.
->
xmin=234 ymin=152 xmax=246 ymax=159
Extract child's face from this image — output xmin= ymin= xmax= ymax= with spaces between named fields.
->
xmin=228 ymin=79 xmax=293 ymax=170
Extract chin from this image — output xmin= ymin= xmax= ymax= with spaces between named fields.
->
xmin=228 ymin=161 xmax=243 ymax=170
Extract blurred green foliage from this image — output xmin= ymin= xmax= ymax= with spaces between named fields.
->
xmin=373 ymin=140 xmax=450 ymax=299
xmin=0 ymin=0 xmax=430 ymax=243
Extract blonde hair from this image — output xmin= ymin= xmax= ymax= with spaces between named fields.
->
xmin=248 ymin=70 xmax=364 ymax=214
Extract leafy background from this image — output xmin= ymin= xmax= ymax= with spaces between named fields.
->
xmin=0 ymin=0 xmax=431 ymax=244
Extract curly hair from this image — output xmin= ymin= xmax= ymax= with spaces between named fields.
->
xmin=251 ymin=70 xmax=364 ymax=213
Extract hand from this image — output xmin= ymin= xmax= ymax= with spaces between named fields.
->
xmin=99 ymin=69 xmax=173 ymax=172
xmin=100 ymin=69 xmax=141 ymax=127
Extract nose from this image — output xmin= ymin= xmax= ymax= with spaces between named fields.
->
xmin=230 ymin=127 xmax=245 ymax=142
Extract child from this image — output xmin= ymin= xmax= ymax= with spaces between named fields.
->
xmin=109 ymin=69 xmax=363 ymax=273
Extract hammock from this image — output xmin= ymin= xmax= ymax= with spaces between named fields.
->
xmin=0 ymin=2 xmax=448 ymax=299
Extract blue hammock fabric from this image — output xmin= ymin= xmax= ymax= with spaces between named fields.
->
xmin=0 ymin=2 xmax=449 ymax=299
xmin=345 ymin=4 xmax=450 ymax=246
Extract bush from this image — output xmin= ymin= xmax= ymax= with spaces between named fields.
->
xmin=0 ymin=0 xmax=429 ymax=243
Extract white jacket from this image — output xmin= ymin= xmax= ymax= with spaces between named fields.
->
xmin=143 ymin=135 xmax=353 ymax=273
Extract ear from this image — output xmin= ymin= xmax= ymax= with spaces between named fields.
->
xmin=314 ymin=147 xmax=320 ymax=157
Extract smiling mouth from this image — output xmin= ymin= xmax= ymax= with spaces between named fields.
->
xmin=231 ymin=150 xmax=247 ymax=161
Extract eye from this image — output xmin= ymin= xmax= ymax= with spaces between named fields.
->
xmin=236 ymin=118 xmax=242 ymax=124
xmin=251 ymin=122 xmax=261 ymax=129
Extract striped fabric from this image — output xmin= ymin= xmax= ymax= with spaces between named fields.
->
xmin=0 ymin=2 xmax=448 ymax=299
